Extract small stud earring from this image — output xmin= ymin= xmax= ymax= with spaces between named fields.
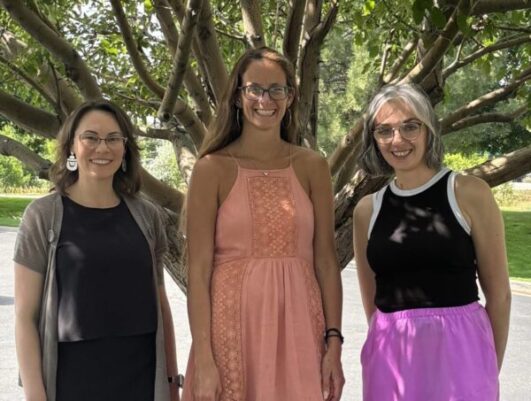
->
xmin=66 ymin=152 xmax=78 ymax=171
xmin=121 ymin=158 xmax=127 ymax=172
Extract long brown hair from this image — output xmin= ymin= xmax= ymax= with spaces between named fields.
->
xmin=199 ymin=47 xmax=300 ymax=157
xmin=50 ymin=101 xmax=141 ymax=196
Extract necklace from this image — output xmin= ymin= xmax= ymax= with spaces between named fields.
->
xmin=236 ymin=142 xmax=291 ymax=175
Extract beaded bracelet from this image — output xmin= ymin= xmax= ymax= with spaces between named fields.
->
xmin=324 ymin=328 xmax=344 ymax=344
xmin=168 ymin=374 xmax=185 ymax=388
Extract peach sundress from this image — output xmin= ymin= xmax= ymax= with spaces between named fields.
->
xmin=182 ymin=153 xmax=326 ymax=400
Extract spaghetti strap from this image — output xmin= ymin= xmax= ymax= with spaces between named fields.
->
xmin=226 ymin=149 xmax=241 ymax=167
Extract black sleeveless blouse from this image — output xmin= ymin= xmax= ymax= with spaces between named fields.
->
xmin=56 ymin=196 xmax=157 ymax=341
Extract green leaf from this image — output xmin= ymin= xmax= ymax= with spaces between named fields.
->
xmin=430 ymin=7 xmax=446 ymax=29
xmin=412 ymin=0 xmax=432 ymax=24
xmin=457 ymin=14 xmax=472 ymax=37
xmin=362 ymin=0 xmax=376 ymax=16
xmin=144 ymin=0 xmax=153 ymax=12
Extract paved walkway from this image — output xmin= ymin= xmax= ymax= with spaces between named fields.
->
xmin=1 ymin=227 xmax=530 ymax=400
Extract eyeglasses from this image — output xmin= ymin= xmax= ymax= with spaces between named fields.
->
xmin=79 ymin=133 xmax=128 ymax=149
xmin=373 ymin=121 xmax=423 ymax=144
xmin=239 ymin=85 xmax=293 ymax=101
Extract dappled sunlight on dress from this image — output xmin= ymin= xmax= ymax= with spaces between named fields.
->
xmin=182 ymin=164 xmax=325 ymax=401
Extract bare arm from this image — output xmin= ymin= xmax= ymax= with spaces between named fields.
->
xmin=159 ymin=285 xmax=180 ymax=400
xmin=186 ymin=157 xmax=222 ymax=400
xmin=352 ymin=195 xmax=377 ymax=323
xmin=308 ymin=155 xmax=344 ymax=401
xmin=14 ymin=264 xmax=46 ymax=401
xmin=456 ymin=175 xmax=511 ymax=370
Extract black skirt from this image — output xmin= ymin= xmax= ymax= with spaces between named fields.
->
xmin=56 ymin=332 xmax=156 ymax=401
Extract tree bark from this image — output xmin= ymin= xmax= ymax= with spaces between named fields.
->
xmin=464 ymin=145 xmax=531 ymax=187
xmin=153 ymin=0 xmax=213 ymax=125
xmin=401 ymin=0 xmax=470 ymax=85
xmin=0 ymin=0 xmax=102 ymax=100
xmin=0 ymin=134 xmax=52 ymax=179
xmin=0 ymin=90 xmax=60 ymax=139
xmin=283 ymin=0 xmax=306 ymax=64
xmin=240 ymin=0 xmax=266 ymax=48
xmin=159 ymin=0 xmax=203 ymax=122
xmin=109 ymin=0 xmax=166 ymax=98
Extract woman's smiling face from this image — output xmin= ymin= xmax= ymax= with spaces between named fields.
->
xmin=238 ymin=59 xmax=293 ymax=133
xmin=71 ymin=110 xmax=126 ymax=183
xmin=373 ymin=100 xmax=428 ymax=174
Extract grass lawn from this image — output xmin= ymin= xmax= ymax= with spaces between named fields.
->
xmin=0 ymin=193 xmax=530 ymax=280
xmin=502 ymin=208 xmax=531 ymax=281
xmin=0 ymin=196 xmax=34 ymax=227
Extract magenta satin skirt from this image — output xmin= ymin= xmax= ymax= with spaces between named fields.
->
xmin=361 ymin=302 xmax=499 ymax=401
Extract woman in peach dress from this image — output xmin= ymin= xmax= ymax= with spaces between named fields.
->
xmin=182 ymin=47 xmax=344 ymax=401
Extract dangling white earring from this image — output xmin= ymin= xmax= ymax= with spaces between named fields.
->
xmin=66 ymin=152 xmax=78 ymax=171
xmin=121 ymin=158 xmax=127 ymax=172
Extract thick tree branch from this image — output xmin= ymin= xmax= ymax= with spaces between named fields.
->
xmin=441 ymin=66 xmax=531 ymax=129
xmin=283 ymin=0 xmax=305 ymax=65
xmin=124 ymin=94 xmax=206 ymax=148
xmin=171 ymin=132 xmax=197 ymax=185
xmin=401 ymin=0 xmax=471 ymax=85
xmin=0 ymin=134 xmax=52 ymax=179
xmin=0 ymin=90 xmax=60 ymax=139
xmin=171 ymin=0 xmax=228 ymax=105
xmin=328 ymin=117 xmax=364 ymax=176
xmin=158 ymin=0 xmax=203 ymax=122
xmin=298 ymin=2 xmax=338 ymax=134
xmin=384 ymin=35 xmax=419 ymax=84
xmin=153 ymin=0 xmax=179 ymax=53
xmin=172 ymin=97 xmax=207 ymax=148
xmin=442 ymin=106 xmax=528 ymax=134
xmin=240 ymin=0 xmax=265 ymax=48
xmin=0 ymin=54 xmax=60 ymax=115
xmin=1 ymin=30 xmax=82 ymax=115
xmin=0 ymin=0 xmax=102 ymax=100
xmin=378 ymin=33 xmax=394 ymax=85
xmin=443 ymin=34 xmax=531 ymax=78
xmin=194 ymin=0 xmax=227 ymax=104
xmin=152 ymin=0 xmax=212 ymax=124
xmin=0 ymin=30 xmax=27 ymax=59
xmin=302 ymin=0 xmax=324 ymax=37
xmin=140 ymin=167 xmax=185 ymax=214
xmin=464 ymin=145 xmax=531 ymax=187
xmin=333 ymin=143 xmax=363 ymax=194
xmin=109 ymin=0 xmax=166 ymax=98
xmin=141 ymin=127 xmax=178 ymax=141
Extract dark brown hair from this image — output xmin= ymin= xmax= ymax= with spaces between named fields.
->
xmin=199 ymin=47 xmax=300 ymax=157
xmin=50 ymin=101 xmax=141 ymax=195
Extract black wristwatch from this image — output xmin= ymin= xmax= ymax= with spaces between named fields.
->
xmin=168 ymin=374 xmax=185 ymax=388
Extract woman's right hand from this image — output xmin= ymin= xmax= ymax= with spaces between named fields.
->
xmin=193 ymin=357 xmax=222 ymax=401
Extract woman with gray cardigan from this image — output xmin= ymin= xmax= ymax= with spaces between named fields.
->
xmin=13 ymin=101 xmax=179 ymax=401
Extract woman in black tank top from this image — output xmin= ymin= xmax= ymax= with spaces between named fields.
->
xmin=353 ymin=84 xmax=510 ymax=401
xmin=14 ymin=101 xmax=180 ymax=401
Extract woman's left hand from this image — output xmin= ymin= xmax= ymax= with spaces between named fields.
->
xmin=321 ymin=343 xmax=345 ymax=401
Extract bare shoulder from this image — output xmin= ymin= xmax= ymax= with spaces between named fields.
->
xmin=191 ymin=152 xmax=231 ymax=182
xmin=454 ymin=174 xmax=493 ymax=204
xmin=292 ymin=145 xmax=328 ymax=174
xmin=353 ymin=194 xmax=373 ymax=224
